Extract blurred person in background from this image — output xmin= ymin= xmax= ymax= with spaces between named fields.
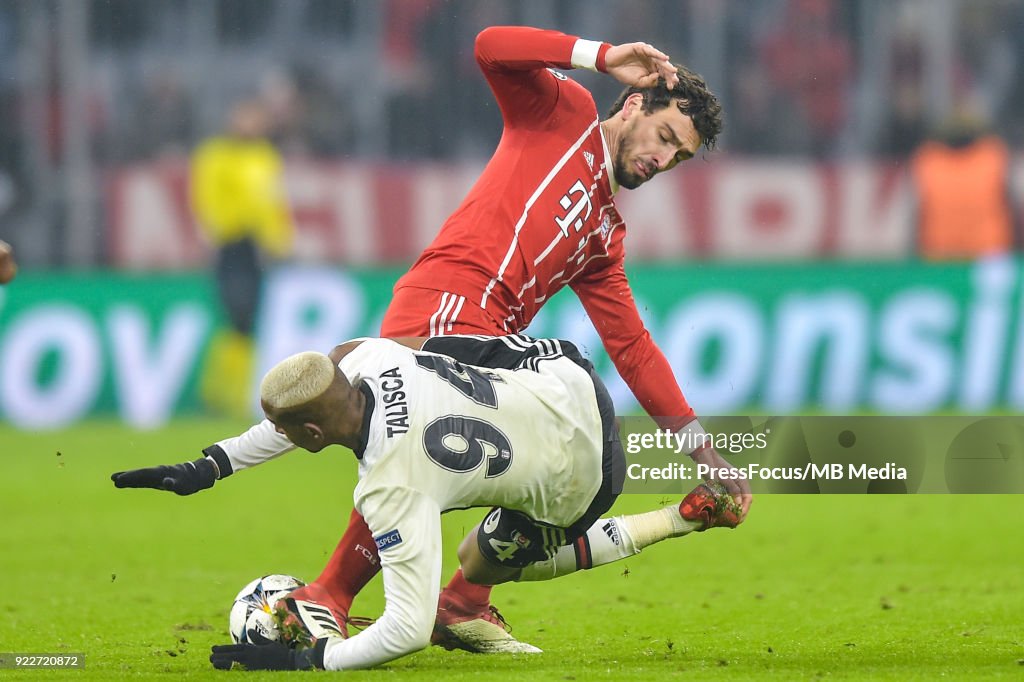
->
xmin=758 ymin=0 xmax=853 ymax=157
xmin=911 ymin=109 xmax=1017 ymax=260
xmin=995 ymin=2 xmax=1024 ymax=146
xmin=120 ymin=67 xmax=194 ymax=162
xmin=256 ymin=66 xmax=355 ymax=158
xmin=0 ymin=239 xmax=16 ymax=284
xmin=875 ymin=3 xmax=928 ymax=157
xmin=956 ymin=1 xmax=1018 ymax=138
xmin=725 ymin=2 xmax=793 ymax=155
xmin=190 ymin=99 xmax=294 ymax=417
xmin=0 ymin=87 xmax=25 ymax=221
xmin=379 ymin=0 xmax=519 ymax=159
xmin=380 ymin=0 xmax=448 ymax=159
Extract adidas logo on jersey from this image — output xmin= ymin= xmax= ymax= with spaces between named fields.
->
xmin=583 ymin=151 xmax=594 ymax=170
xmin=602 ymin=520 xmax=621 ymax=545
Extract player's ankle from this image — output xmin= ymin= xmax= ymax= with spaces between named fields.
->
xmin=303 ymin=581 xmax=353 ymax=616
xmin=444 ymin=569 xmax=493 ymax=609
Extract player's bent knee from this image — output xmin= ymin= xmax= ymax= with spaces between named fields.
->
xmin=457 ymin=527 xmax=479 ymax=566
xmin=391 ymin=618 xmax=433 ymax=653
xmin=460 ymin=561 xmax=492 ymax=585
xmin=475 ymin=507 xmax=552 ymax=571
xmin=461 ymin=538 xmax=514 ymax=584
xmin=462 ymin=555 xmax=520 ymax=585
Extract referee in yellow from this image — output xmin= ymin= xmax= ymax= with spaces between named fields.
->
xmin=190 ymin=99 xmax=294 ymax=416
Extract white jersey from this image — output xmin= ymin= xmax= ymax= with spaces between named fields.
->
xmin=345 ymin=337 xmax=604 ymax=527
xmin=207 ymin=335 xmax=607 ymax=670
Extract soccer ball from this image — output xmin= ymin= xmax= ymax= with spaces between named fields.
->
xmin=229 ymin=574 xmax=306 ymax=645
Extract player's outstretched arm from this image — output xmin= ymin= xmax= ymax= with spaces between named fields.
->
xmin=571 ymin=263 xmax=752 ymax=521
xmin=111 ymin=456 xmax=220 ymax=496
xmin=603 ymin=41 xmax=679 ymax=89
xmin=210 ymin=639 xmax=329 ymax=671
xmin=111 ymin=421 xmax=299 ymax=495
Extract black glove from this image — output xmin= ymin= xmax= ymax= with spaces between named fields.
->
xmin=209 ymin=639 xmax=327 ymax=671
xmin=111 ymin=457 xmax=218 ymax=496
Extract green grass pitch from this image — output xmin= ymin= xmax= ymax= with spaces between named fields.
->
xmin=1 ymin=419 xmax=1021 ymax=680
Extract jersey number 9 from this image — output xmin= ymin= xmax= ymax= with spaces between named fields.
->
xmin=422 ymin=415 xmax=514 ymax=478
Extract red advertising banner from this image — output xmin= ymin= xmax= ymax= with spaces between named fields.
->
xmin=106 ymin=158 xmax=929 ymax=268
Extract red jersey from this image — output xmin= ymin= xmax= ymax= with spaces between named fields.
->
xmin=396 ymin=26 xmax=694 ymax=423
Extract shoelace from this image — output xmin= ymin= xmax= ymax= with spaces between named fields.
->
xmin=485 ymin=605 xmax=511 ymax=632
xmin=345 ymin=615 xmax=376 ymax=633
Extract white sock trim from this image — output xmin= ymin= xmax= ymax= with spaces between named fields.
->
xmin=678 ymin=419 xmax=709 ymax=455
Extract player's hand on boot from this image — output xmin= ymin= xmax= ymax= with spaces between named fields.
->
xmin=691 ymin=446 xmax=753 ymax=522
xmin=210 ymin=640 xmax=327 ymax=671
xmin=272 ymin=595 xmax=351 ymax=647
xmin=111 ymin=457 xmax=218 ymax=495
xmin=604 ymin=41 xmax=679 ymax=89
xmin=284 ymin=583 xmax=356 ymax=639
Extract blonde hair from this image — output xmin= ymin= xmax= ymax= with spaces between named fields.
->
xmin=260 ymin=351 xmax=336 ymax=410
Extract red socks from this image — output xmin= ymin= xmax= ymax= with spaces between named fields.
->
xmin=315 ymin=510 xmax=494 ymax=614
xmin=444 ymin=568 xmax=492 ymax=609
xmin=314 ymin=508 xmax=381 ymax=614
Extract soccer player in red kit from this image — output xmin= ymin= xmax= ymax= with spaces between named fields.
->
xmin=291 ymin=25 xmax=753 ymax=652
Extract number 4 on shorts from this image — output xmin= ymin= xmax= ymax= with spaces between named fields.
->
xmin=488 ymin=538 xmax=520 ymax=563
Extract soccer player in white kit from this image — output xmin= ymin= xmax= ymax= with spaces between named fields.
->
xmin=112 ymin=335 xmax=741 ymax=671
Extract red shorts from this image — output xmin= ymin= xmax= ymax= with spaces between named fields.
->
xmin=380 ymin=286 xmax=505 ymax=337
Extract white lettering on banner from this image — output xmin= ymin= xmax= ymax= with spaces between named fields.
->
xmin=115 ymin=169 xmax=200 ymax=268
xmin=769 ymin=293 xmax=870 ymax=411
xmin=282 ymin=165 xmax=377 ymax=263
xmin=4 ymin=260 xmax=1022 ymax=425
xmin=281 ymin=164 xmax=337 ymax=261
xmin=332 ymin=167 xmax=375 ymax=263
xmin=960 ymin=258 xmax=1016 ymax=410
xmin=714 ymin=162 xmax=824 ymax=259
xmin=256 ymin=267 xmax=365 ymax=414
xmin=108 ymin=159 xmax=967 ymax=267
xmin=613 ymin=180 xmax=690 ymax=257
xmin=662 ymin=294 xmax=764 ymax=412
xmin=836 ymin=163 xmax=914 ymax=257
xmin=0 ymin=306 xmax=102 ymax=428
xmin=870 ymin=291 xmax=957 ymax=411
xmin=411 ymin=166 xmax=478 ymax=255
xmin=108 ymin=305 xmax=210 ymax=428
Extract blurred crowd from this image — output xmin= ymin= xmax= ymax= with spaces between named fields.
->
xmin=0 ymin=0 xmax=1022 ymax=263
xmin=3 ymin=0 xmax=1024 ymax=162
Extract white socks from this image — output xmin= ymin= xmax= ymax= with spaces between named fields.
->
xmin=619 ymin=505 xmax=699 ymax=549
xmin=517 ymin=505 xmax=700 ymax=582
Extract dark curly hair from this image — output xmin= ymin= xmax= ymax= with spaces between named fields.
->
xmin=606 ymin=65 xmax=723 ymax=151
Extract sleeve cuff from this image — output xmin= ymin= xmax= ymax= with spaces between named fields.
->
xmin=678 ymin=420 xmax=709 ymax=456
xmin=571 ymin=39 xmax=612 ymax=73
xmin=202 ymin=444 xmax=234 ymax=479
